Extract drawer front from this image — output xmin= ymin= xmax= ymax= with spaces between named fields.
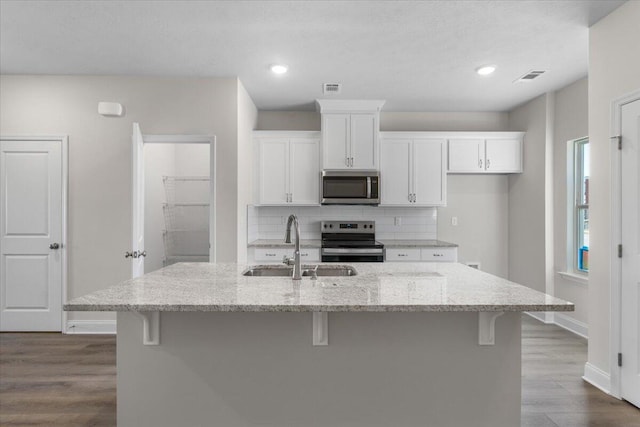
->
xmin=299 ymin=249 xmax=320 ymax=262
xmin=385 ymin=248 xmax=422 ymax=262
xmin=253 ymin=248 xmax=288 ymax=262
xmin=253 ymin=248 xmax=320 ymax=262
xmin=421 ymin=248 xmax=458 ymax=262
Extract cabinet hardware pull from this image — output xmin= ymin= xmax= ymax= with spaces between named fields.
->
xmin=486 ymin=159 xmax=491 ymax=169
xmin=351 ymin=157 xmax=354 ymax=167
xmin=346 ymin=157 xmax=349 ymax=167
xmin=49 ymin=243 xmax=60 ymax=250
xmin=479 ymin=159 xmax=483 ymax=169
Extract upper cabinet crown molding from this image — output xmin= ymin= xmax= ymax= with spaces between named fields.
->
xmin=316 ymin=99 xmax=386 ymax=113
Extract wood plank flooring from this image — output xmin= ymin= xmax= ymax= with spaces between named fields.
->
xmin=1 ymin=315 xmax=638 ymax=426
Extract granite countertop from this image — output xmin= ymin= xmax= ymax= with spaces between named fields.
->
xmin=380 ymin=240 xmax=458 ymax=248
xmin=248 ymin=239 xmax=458 ymax=248
xmin=65 ymin=262 xmax=573 ymax=313
xmin=249 ymin=239 xmax=321 ymax=248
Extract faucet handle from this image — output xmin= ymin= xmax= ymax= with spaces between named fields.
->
xmin=283 ymin=255 xmax=293 ymax=266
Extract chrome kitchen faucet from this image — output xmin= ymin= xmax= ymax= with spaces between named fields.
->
xmin=283 ymin=214 xmax=302 ymax=280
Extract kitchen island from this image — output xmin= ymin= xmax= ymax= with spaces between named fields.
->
xmin=65 ymin=262 xmax=573 ymax=427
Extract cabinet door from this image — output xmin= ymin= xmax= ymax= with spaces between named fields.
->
xmin=485 ymin=139 xmax=522 ymax=173
xmin=380 ymin=139 xmax=412 ymax=205
xmin=322 ymin=114 xmax=350 ymax=169
xmin=290 ymin=138 xmax=320 ymax=205
xmin=259 ymin=138 xmax=289 ymax=204
xmin=413 ymin=139 xmax=446 ymax=206
xmin=448 ymin=139 xmax=484 ymax=172
xmin=350 ymin=113 xmax=377 ymax=169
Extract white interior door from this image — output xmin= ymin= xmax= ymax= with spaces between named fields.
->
xmin=132 ymin=123 xmax=145 ymax=278
xmin=1 ymin=139 xmax=63 ymax=331
xmin=620 ymin=98 xmax=640 ymax=408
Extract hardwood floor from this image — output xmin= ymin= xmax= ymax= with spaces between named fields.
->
xmin=0 ymin=316 xmax=638 ymax=426
xmin=521 ymin=316 xmax=639 ymax=427
xmin=0 ymin=333 xmax=116 ymax=426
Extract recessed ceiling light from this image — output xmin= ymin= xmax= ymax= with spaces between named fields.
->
xmin=476 ymin=65 xmax=496 ymax=76
xmin=270 ymin=64 xmax=288 ymax=75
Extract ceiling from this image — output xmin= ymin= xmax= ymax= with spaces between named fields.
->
xmin=0 ymin=0 xmax=625 ymax=112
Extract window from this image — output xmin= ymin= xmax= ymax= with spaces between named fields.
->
xmin=573 ymin=138 xmax=589 ymax=273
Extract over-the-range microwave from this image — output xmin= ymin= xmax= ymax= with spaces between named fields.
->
xmin=321 ymin=170 xmax=380 ymax=205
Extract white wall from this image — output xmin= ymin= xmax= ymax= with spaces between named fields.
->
xmin=256 ymin=110 xmax=511 ymax=277
xmin=0 ymin=76 xmax=240 ymax=325
xmin=587 ymin=1 xmax=640 ymax=378
xmin=553 ymin=78 xmax=589 ymax=325
xmin=237 ymin=81 xmax=258 ymax=262
xmin=508 ymin=94 xmax=550 ymax=294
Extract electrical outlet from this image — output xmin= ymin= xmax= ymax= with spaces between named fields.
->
xmin=451 ymin=216 xmax=458 ymax=226
xmin=395 ymin=217 xmax=402 ymax=226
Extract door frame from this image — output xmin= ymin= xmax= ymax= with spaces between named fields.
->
xmin=0 ymin=135 xmax=69 ymax=332
xmin=609 ymin=89 xmax=640 ymax=399
xmin=131 ymin=124 xmax=216 ymax=279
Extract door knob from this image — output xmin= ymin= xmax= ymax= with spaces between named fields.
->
xmin=49 ymin=243 xmax=60 ymax=250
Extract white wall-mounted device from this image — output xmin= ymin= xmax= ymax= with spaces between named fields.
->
xmin=98 ymin=102 xmax=124 ymax=117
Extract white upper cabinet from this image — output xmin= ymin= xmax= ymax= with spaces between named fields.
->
xmin=254 ymin=131 xmax=320 ymax=206
xmin=350 ymin=114 xmax=377 ymax=169
xmin=289 ymin=138 xmax=320 ymax=205
xmin=317 ymin=100 xmax=385 ymax=170
xmin=413 ymin=139 xmax=446 ymax=205
xmin=380 ymin=135 xmax=447 ymax=207
xmin=447 ymin=133 xmax=524 ymax=174
xmin=380 ymin=139 xmax=412 ymax=205
xmin=322 ymin=114 xmax=350 ymax=169
xmin=484 ymin=138 xmax=522 ymax=172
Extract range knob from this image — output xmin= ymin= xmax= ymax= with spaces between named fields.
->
xmin=329 ymin=224 xmax=333 ymax=228
xmin=323 ymin=224 xmax=327 ymax=228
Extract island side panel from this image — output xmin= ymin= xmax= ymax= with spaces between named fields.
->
xmin=117 ymin=311 xmax=521 ymax=427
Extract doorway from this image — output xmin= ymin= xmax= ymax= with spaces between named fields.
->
xmin=611 ymin=92 xmax=640 ymax=407
xmin=131 ymin=123 xmax=216 ymax=278
xmin=0 ymin=136 xmax=68 ymax=331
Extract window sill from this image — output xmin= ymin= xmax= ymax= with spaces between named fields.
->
xmin=558 ymin=271 xmax=588 ymax=286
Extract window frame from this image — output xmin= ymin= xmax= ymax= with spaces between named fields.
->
xmin=567 ymin=137 xmax=589 ymax=276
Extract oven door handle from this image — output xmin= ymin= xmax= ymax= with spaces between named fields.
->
xmin=322 ymin=248 xmax=384 ymax=255
xmin=366 ymin=177 xmax=372 ymax=199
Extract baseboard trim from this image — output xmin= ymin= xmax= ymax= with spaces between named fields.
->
xmin=554 ymin=313 xmax=588 ymax=339
xmin=583 ymin=362 xmax=611 ymax=394
xmin=525 ymin=311 xmax=554 ymax=324
xmin=65 ymin=320 xmax=116 ymax=334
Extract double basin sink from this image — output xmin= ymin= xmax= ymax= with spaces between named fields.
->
xmin=242 ymin=264 xmax=357 ymax=277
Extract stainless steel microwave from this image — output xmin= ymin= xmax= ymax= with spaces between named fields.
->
xmin=321 ymin=170 xmax=380 ymax=205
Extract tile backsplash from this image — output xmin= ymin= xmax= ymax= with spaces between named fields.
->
xmin=248 ymin=205 xmax=437 ymax=242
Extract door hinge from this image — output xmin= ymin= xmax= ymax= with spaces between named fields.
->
xmin=618 ymin=352 xmax=622 ymax=367
xmin=618 ymin=244 xmax=623 ymax=258
xmin=611 ymin=135 xmax=622 ymax=150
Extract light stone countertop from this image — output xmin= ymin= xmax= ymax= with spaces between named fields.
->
xmin=64 ymin=262 xmax=574 ymax=313
xmin=248 ymin=239 xmax=322 ymax=248
xmin=248 ymin=239 xmax=457 ymax=248
xmin=380 ymin=239 xmax=458 ymax=248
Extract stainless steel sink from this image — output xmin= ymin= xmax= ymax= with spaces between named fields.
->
xmin=242 ymin=265 xmax=357 ymax=277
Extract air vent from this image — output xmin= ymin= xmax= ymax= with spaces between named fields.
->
xmin=514 ymin=70 xmax=546 ymax=83
xmin=323 ymin=83 xmax=342 ymax=94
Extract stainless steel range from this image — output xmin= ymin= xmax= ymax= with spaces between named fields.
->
xmin=320 ymin=220 xmax=384 ymax=262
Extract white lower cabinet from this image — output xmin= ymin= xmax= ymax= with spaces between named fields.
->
xmin=421 ymin=248 xmax=458 ymax=262
xmin=253 ymin=248 xmax=320 ymax=263
xmin=385 ymin=248 xmax=421 ymax=261
xmin=385 ymin=247 xmax=458 ymax=262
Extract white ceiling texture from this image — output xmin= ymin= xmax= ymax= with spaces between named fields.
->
xmin=0 ymin=0 xmax=625 ymax=111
